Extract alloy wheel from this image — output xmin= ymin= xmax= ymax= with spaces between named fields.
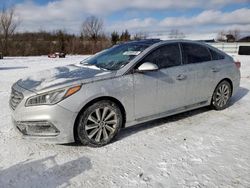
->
xmin=85 ymin=107 xmax=118 ymax=143
xmin=214 ymin=83 xmax=231 ymax=108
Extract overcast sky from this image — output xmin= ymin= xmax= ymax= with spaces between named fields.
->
xmin=1 ymin=0 xmax=250 ymax=37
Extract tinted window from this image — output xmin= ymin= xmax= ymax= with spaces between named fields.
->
xmin=142 ymin=43 xmax=181 ymax=69
xmin=209 ymin=48 xmax=225 ymax=60
xmin=239 ymin=46 xmax=250 ymax=55
xmin=182 ymin=43 xmax=211 ymax=64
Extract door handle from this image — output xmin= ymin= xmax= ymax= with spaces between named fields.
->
xmin=211 ymin=67 xmax=220 ymax=73
xmin=176 ymin=74 xmax=187 ymax=80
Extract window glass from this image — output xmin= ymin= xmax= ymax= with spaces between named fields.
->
xmin=182 ymin=43 xmax=211 ymax=64
xmin=239 ymin=46 xmax=250 ymax=55
xmin=209 ymin=48 xmax=225 ymax=60
xmin=81 ymin=42 xmax=152 ymax=70
xmin=142 ymin=43 xmax=181 ymax=69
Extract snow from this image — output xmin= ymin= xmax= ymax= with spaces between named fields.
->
xmin=0 ymin=55 xmax=250 ymax=187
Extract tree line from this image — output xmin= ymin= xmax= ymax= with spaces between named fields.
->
xmin=0 ymin=9 xmax=146 ymax=56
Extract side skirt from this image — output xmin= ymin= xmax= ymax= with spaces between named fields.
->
xmin=125 ymin=100 xmax=209 ymax=127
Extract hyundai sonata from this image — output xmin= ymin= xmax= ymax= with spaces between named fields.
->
xmin=10 ymin=40 xmax=240 ymax=146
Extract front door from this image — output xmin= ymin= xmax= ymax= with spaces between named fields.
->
xmin=133 ymin=71 xmax=158 ymax=120
xmin=133 ymin=43 xmax=190 ymax=119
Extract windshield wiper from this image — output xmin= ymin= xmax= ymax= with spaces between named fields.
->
xmin=95 ymin=64 xmax=110 ymax=71
xmin=80 ymin=62 xmax=92 ymax=66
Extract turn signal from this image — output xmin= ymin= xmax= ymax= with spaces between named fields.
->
xmin=64 ymin=85 xmax=82 ymax=98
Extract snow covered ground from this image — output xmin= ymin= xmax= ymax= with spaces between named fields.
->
xmin=0 ymin=55 xmax=250 ymax=188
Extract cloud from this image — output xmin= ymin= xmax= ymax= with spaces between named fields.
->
xmin=108 ymin=8 xmax=250 ymax=33
xmin=108 ymin=18 xmax=157 ymax=31
xmin=15 ymin=0 xmax=249 ymax=17
xmin=159 ymin=8 xmax=250 ymax=27
xmin=11 ymin=0 xmax=250 ymax=34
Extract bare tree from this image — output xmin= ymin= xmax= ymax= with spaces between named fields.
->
xmin=133 ymin=32 xmax=148 ymax=40
xmin=228 ymin=29 xmax=241 ymax=41
xmin=169 ymin=29 xmax=185 ymax=39
xmin=81 ymin=16 xmax=103 ymax=42
xmin=120 ymin=30 xmax=131 ymax=41
xmin=81 ymin=16 xmax=104 ymax=54
xmin=0 ymin=7 xmax=19 ymax=55
xmin=56 ymin=30 xmax=66 ymax=53
xmin=216 ymin=29 xmax=241 ymax=42
xmin=111 ymin=31 xmax=119 ymax=45
xmin=216 ymin=30 xmax=226 ymax=42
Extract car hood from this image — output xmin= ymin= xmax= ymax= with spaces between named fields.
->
xmin=17 ymin=63 xmax=115 ymax=93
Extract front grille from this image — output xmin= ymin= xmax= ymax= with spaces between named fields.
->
xmin=9 ymin=87 xmax=24 ymax=110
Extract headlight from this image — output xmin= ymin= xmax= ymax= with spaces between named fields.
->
xmin=26 ymin=85 xmax=81 ymax=106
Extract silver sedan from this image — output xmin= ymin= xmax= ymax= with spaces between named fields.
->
xmin=10 ymin=40 xmax=240 ymax=146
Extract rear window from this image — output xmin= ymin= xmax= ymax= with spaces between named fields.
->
xmin=209 ymin=48 xmax=225 ymax=60
xmin=182 ymin=43 xmax=211 ymax=64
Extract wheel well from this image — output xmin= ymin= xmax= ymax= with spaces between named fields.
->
xmin=73 ymin=96 xmax=126 ymax=142
xmin=219 ymin=78 xmax=233 ymax=95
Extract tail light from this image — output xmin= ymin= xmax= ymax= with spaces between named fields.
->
xmin=234 ymin=61 xmax=241 ymax=69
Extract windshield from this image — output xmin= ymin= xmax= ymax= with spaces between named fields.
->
xmin=80 ymin=43 xmax=151 ymax=71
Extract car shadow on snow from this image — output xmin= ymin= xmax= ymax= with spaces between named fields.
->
xmin=0 ymin=155 xmax=91 ymax=188
xmin=116 ymin=86 xmax=249 ymax=142
xmin=0 ymin=66 xmax=28 ymax=70
xmin=116 ymin=107 xmax=210 ymax=142
xmin=229 ymin=87 xmax=249 ymax=106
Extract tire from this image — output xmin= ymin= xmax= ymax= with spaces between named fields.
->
xmin=76 ymin=100 xmax=123 ymax=147
xmin=211 ymin=80 xmax=232 ymax=110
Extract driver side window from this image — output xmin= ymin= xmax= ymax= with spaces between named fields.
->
xmin=141 ymin=43 xmax=181 ymax=69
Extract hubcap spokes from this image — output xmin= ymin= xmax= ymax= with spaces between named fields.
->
xmin=215 ymin=84 xmax=230 ymax=107
xmin=85 ymin=107 xmax=117 ymax=142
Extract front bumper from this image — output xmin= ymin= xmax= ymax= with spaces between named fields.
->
xmin=10 ymin=83 xmax=78 ymax=144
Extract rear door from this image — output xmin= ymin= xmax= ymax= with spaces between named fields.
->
xmin=180 ymin=42 xmax=217 ymax=104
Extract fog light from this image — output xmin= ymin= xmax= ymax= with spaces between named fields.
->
xmin=16 ymin=121 xmax=60 ymax=136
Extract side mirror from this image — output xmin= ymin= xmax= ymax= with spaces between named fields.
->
xmin=137 ymin=62 xmax=159 ymax=72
